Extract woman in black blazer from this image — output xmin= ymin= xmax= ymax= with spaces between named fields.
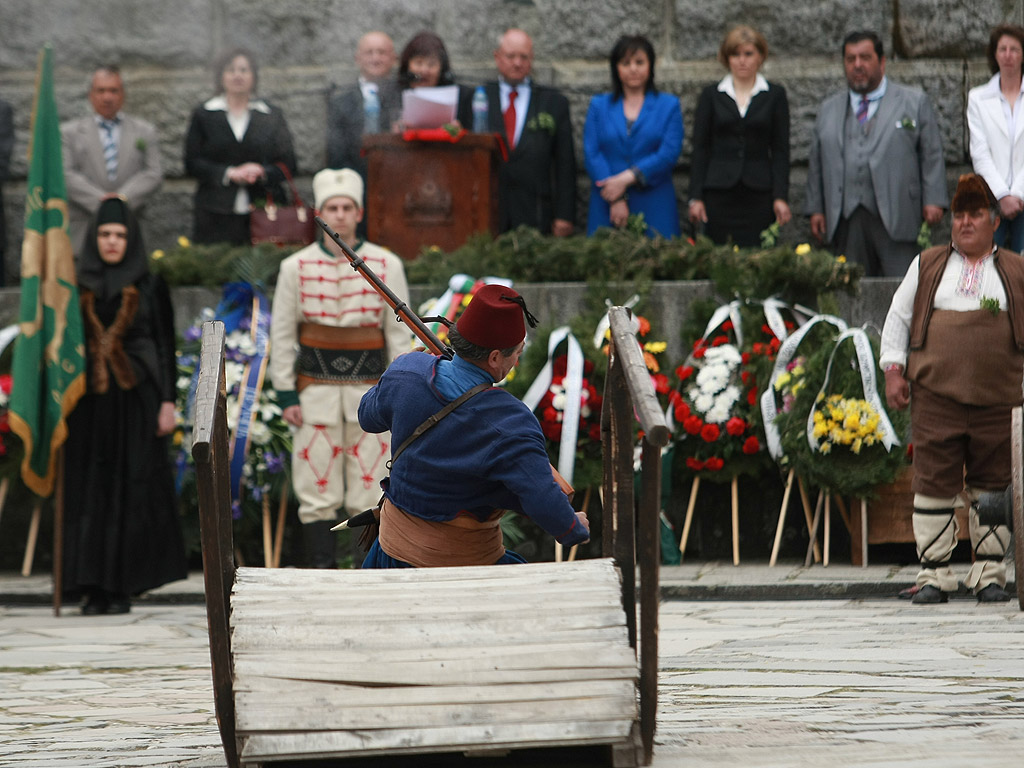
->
xmin=184 ymin=48 xmax=298 ymax=245
xmin=688 ymin=26 xmax=791 ymax=247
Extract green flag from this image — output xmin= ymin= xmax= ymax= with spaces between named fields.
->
xmin=9 ymin=46 xmax=86 ymax=498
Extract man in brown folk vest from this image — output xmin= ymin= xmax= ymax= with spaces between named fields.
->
xmin=880 ymin=173 xmax=1021 ymax=604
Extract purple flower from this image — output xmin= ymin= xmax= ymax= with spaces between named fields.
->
xmin=184 ymin=325 xmax=203 ymax=342
xmin=265 ymin=452 xmax=284 ymax=474
xmin=251 ymin=485 xmax=263 ymax=502
xmin=231 ymin=500 xmax=242 ymax=520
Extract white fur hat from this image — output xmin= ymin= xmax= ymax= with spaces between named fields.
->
xmin=313 ymin=167 xmax=363 ymax=209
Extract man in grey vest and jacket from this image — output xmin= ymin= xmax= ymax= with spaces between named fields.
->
xmin=806 ymin=31 xmax=948 ymax=277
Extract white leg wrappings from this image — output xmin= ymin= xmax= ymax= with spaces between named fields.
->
xmin=913 ymin=507 xmax=960 ymax=592
xmin=965 ymin=504 xmax=1009 ymax=590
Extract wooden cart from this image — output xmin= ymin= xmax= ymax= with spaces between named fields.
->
xmin=192 ymin=307 xmax=669 ymax=766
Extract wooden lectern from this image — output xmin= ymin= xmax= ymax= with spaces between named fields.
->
xmin=362 ymin=134 xmax=501 ymax=259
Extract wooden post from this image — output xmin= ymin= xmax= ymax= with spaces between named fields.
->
xmin=678 ymin=476 xmax=700 ymax=562
xmin=261 ymin=494 xmax=272 ymax=568
xmin=271 ymin=492 xmax=288 ymax=569
xmin=803 ymin=490 xmax=825 ymax=568
xmin=21 ymin=500 xmax=42 ymax=577
xmin=797 ymin=477 xmax=822 ymax=563
xmin=769 ymin=469 xmax=795 ymax=567
xmin=823 ymin=494 xmax=831 ymax=567
xmin=730 ymin=475 xmax=740 ymax=566
xmin=53 ymin=454 xmax=63 ymax=616
xmin=860 ymin=498 xmax=869 ymax=568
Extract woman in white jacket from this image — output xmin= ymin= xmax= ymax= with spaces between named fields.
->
xmin=968 ymin=24 xmax=1024 ymax=251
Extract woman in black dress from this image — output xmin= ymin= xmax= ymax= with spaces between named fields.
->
xmin=184 ymin=47 xmax=297 ymax=245
xmin=687 ymin=25 xmax=791 ymax=246
xmin=63 ymin=198 xmax=186 ymax=615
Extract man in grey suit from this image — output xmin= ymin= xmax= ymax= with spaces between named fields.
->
xmin=806 ymin=31 xmax=948 ymax=277
xmin=61 ymin=67 xmax=163 ymax=255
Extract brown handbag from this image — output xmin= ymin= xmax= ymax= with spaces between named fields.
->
xmin=249 ymin=162 xmax=316 ymax=247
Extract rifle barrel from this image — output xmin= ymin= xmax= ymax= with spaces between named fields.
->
xmin=313 ymin=216 xmax=453 ymax=359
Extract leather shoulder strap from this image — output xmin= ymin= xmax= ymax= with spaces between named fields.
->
xmin=388 ymin=382 xmax=492 ymax=469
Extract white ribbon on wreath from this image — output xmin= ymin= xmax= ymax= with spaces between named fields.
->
xmin=701 ymin=299 xmax=744 ymax=348
xmin=760 ymin=313 xmax=848 ymax=459
xmin=521 ymin=326 xmax=585 ymax=485
xmin=805 ymin=327 xmax=900 ymax=452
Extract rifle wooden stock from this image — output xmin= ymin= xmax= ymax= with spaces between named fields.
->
xmin=313 ymin=216 xmax=454 ymax=360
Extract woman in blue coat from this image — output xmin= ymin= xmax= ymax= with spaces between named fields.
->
xmin=584 ymin=35 xmax=683 ymax=237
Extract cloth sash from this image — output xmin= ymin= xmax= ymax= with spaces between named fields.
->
xmin=296 ymin=323 xmax=386 ymax=389
xmin=378 ymin=498 xmax=505 ymax=567
xmin=908 ymin=309 xmax=1024 ymax=407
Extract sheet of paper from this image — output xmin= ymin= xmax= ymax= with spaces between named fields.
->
xmin=401 ymin=85 xmax=459 ymax=128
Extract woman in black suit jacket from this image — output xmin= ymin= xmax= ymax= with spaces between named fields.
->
xmin=688 ymin=26 xmax=791 ymax=247
xmin=184 ymin=48 xmax=298 ymax=245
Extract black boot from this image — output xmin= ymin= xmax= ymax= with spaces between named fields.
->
xmin=302 ymin=520 xmax=338 ymax=568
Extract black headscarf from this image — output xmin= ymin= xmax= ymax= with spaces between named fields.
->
xmin=77 ymin=198 xmax=149 ymax=301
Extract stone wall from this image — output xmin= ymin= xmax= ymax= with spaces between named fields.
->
xmin=0 ymin=0 xmax=1022 ymax=278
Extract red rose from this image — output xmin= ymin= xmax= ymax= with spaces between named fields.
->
xmin=583 ymin=359 xmax=594 ymax=375
xmin=726 ymin=417 xmax=746 ymax=436
xmin=683 ymin=415 xmax=703 ymax=435
xmin=741 ymin=352 xmax=751 ymax=364
xmin=721 ymin=320 xmax=734 ymax=331
xmin=0 ymin=374 xmax=12 ymax=394
xmin=752 ymin=342 xmax=764 ymax=354
xmin=747 ymin=388 xmax=758 ymax=405
xmin=676 ymin=365 xmax=695 ymax=380
xmin=740 ymin=370 xmax=750 ymax=385
xmin=693 ymin=347 xmax=706 ymax=359
xmin=543 ymin=406 xmax=560 ymax=423
xmin=742 ymin=436 xmax=760 ymax=454
xmin=542 ymin=422 xmax=561 ymax=441
xmin=711 ymin=335 xmax=729 ymax=347
xmin=667 ymin=389 xmax=682 ymax=406
xmin=700 ymin=424 xmax=720 ymax=442
xmin=552 ymin=355 xmax=568 ymax=377
xmin=674 ymin=401 xmax=691 ymax=422
xmin=705 ymin=457 xmax=725 ymax=471
xmin=651 ymin=373 xmax=670 ymax=394
xmin=685 ymin=457 xmax=705 ymax=470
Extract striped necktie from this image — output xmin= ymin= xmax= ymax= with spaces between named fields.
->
xmin=856 ymin=96 xmax=869 ymax=125
xmin=100 ymin=119 xmax=118 ymax=180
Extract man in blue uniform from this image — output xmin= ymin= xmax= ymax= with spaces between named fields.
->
xmin=358 ymin=284 xmax=589 ymax=567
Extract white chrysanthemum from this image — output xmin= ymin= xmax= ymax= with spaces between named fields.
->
xmin=177 ymin=375 xmax=192 ymax=390
xmin=200 ymin=307 xmax=216 ymax=321
xmin=694 ymin=392 xmax=715 ymax=414
xmin=705 ymin=344 xmax=741 ymax=366
xmin=259 ymin=401 xmax=282 ymax=420
xmin=249 ymin=420 xmax=271 ymax=445
xmin=696 ymin=364 xmax=729 ymax=393
xmin=552 ymin=392 xmax=567 ymax=411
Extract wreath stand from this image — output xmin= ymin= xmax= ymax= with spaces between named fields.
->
xmin=767 ymin=470 xmax=825 ymax=567
xmin=261 ymin=492 xmax=290 ymax=568
xmin=677 ymin=474 xmax=742 ymax=565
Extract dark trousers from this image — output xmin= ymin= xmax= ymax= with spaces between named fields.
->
xmin=834 ymin=206 xmax=919 ymax=278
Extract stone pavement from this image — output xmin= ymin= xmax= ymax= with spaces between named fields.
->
xmin=1 ymin=563 xmax=1022 ymax=767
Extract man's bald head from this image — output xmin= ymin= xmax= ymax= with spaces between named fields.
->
xmin=356 ymin=31 xmax=396 ymax=82
xmin=495 ymin=28 xmax=534 ymax=85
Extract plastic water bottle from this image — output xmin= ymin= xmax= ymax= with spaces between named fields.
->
xmin=472 ymin=86 xmax=489 ymax=133
xmin=364 ymin=87 xmax=380 ymax=134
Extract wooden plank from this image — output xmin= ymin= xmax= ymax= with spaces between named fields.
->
xmin=231 ymin=613 xmax=631 ymax=654
xmin=234 ymin=676 xmax=635 ymax=706
xmin=236 ymin=689 xmax=636 ymax=732
xmin=232 ymin=557 xmax=620 ymax=587
xmin=233 ymin=657 xmax=635 ymax=687
xmin=231 ymin=630 xmax=628 ymax=658
xmin=240 ymin=719 xmax=634 ymax=762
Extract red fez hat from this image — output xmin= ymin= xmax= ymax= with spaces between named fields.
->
xmin=951 ymin=173 xmax=998 ymax=214
xmin=455 ymin=284 xmax=537 ymax=349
